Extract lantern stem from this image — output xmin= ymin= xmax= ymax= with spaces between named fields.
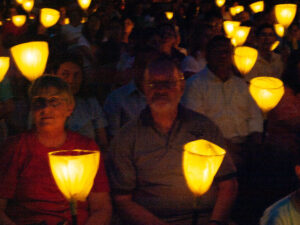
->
xmin=192 ymin=196 xmax=201 ymax=225
xmin=70 ymin=199 xmax=77 ymax=225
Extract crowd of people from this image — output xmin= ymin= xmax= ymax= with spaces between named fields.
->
xmin=0 ymin=0 xmax=299 ymax=224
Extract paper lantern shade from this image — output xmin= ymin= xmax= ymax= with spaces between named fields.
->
xmin=12 ymin=15 xmax=26 ymax=27
xmin=40 ymin=8 xmax=60 ymax=28
xmin=231 ymin=26 xmax=251 ymax=46
xmin=234 ymin=46 xmax=258 ymax=75
xmin=10 ymin=41 xmax=49 ymax=81
xmin=270 ymin=40 xmax=280 ymax=51
xmin=0 ymin=57 xmax=10 ymax=82
xmin=48 ymin=150 xmax=100 ymax=202
xmin=22 ymin=0 xmax=34 ymax=13
xmin=275 ymin=4 xmax=297 ymax=29
xmin=165 ymin=11 xmax=174 ymax=20
xmin=274 ymin=24 xmax=285 ymax=37
xmin=249 ymin=1 xmax=264 ymax=13
xmin=230 ymin=5 xmax=244 ymax=16
xmin=223 ymin=21 xmax=241 ymax=38
xmin=183 ymin=139 xmax=226 ymax=196
xmin=77 ymin=0 xmax=92 ymax=11
xmin=215 ymin=0 xmax=226 ymax=8
xmin=249 ymin=77 xmax=284 ymax=114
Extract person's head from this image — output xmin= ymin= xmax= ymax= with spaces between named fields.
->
xmin=281 ymin=50 xmax=300 ymax=94
xmin=157 ymin=24 xmax=177 ymax=50
xmin=256 ymin=23 xmax=277 ymax=53
xmin=206 ymin=35 xmax=233 ymax=80
xmin=52 ymin=54 xmax=83 ymax=95
xmin=143 ymin=56 xmax=185 ymax=113
xmin=29 ymin=76 xmax=75 ymax=132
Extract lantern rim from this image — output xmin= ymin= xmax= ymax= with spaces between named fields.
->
xmin=249 ymin=77 xmax=284 ymax=89
xmin=184 ymin=139 xmax=226 ymax=157
xmin=48 ymin=149 xmax=99 ymax=157
xmin=234 ymin=46 xmax=258 ymax=55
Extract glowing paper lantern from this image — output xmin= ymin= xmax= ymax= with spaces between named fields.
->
xmin=29 ymin=14 xmax=35 ymax=20
xmin=16 ymin=0 xmax=24 ymax=4
xmin=77 ymin=0 xmax=92 ymax=11
xmin=270 ymin=40 xmax=280 ymax=51
xmin=165 ymin=11 xmax=174 ymax=20
xmin=40 ymin=8 xmax=60 ymax=28
xmin=234 ymin=46 xmax=258 ymax=75
xmin=274 ymin=23 xmax=285 ymax=37
xmin=215 ymin=0 xmax=226 ymax=8
xmin=81 ymin=17 xmax=88 ymax=24
xmin=64 ymin=17 xmax=70 ymax=25
xmin=230 ymin=5 xmax=244 ymax=16
xmin=275 ymin=4 xmax=297 ymax=29
xmin=231 ymin=26 xmax=251 ymax=46
xmin=22 ymin=0 xmax=34 ymax=13
xmin=223 ymin=21 xmax=241 ymax=38
xmin=249 ymin=1 xmax=264 ymax=13
xmin=183 ymin=140 xmax=226 ymax=196
xmin=0 ymin=21 xmax=2 ymax=26
xmin=12 ymin=15 xmax=26 ymax=27
xmin=10 ymin=41 xmax=49 ymax=81
xmin=0 ymin=57 xmax=10 ymax=82
xmin=249 ymin=77 xmax=284 ymax=115
xmin=48 ymin=150 xmax=100 ymax=201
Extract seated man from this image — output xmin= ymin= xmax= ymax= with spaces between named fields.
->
xmin=181 ymin=36 xmax=263 ymax=166
xmin=108 ymin=56 xmax=238 ymax=225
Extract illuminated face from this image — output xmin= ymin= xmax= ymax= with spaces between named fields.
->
xmin=32 ymin=87 xmax=73 ymax=132
xmin=143 ymin=67 xmax=184 ymax=113
xmin=56 ymin=61 xmax=82 ymax=94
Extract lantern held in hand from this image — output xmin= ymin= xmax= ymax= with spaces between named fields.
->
xmin=233 ymin=46 xmax=258 ymax=75
xmin=40 ymin=8 xmax=60 ymax=28
xmin=12 ymin=15 xmax=26 ymax=27
xmin=275 ymin=4 xmax=297 ymax=29
xmin=0 ymin=57 xmax=10 ymax=82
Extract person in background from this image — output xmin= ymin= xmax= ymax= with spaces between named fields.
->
xmin=108 ymin=56 xmax=238 ymax=225
xmin=0 ymin=76 xmax=111 ymax=225
xmin=52 ymin=54 xmax=109 ymax=151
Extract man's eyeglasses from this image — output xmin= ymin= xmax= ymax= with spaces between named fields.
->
xmin=145 ymin=78 xmax=184 ymax=89
xmin=31 ymin=96 xmax=66 ymax=110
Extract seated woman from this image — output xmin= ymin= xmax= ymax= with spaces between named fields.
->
xmin=0 ymin=76 xmax=112 ymax=225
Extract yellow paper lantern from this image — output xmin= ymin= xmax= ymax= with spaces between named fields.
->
xmin=0 ymin=57 xmax=10 ymax=82
xmin=0 ymin=21 xmax=2 ymax=26
xmin=230 ymin=5 xmax=244 ymax=16
xmin=270 ymin=40 xmax=280 ymax=51
xmin=233 ymin=46 xmax=258 ymax=75
xmin=40 ymin=8 xmax=60 ymax=28
xmin=12 ymin=15 xmax=27 ymax=27
xmin=165 ymin=11 xmax=174 ymax=20
xmin=223 ymin=21 xmax=241 ymax=38
xmin=274 ymin=23 xmax=285 ymax=37
xmin=183 ymin=139 xmax=226 ymax=196
xmin=10 ymin=41 xmax=49 ymax=81
xmin=231 ymin=26 xmax=251 ymax=46
xmin=77 ymin=0 xmax=92 ymax=11
xmin=275 ymin=4 xmax=297 ymax=29
xmin=16 ymin=0 xmax=24 ymax=4
xmin=63 ymin=17 xmax=70 ymax=25
xmin=48 ymin=150 xmax=100 ymax=202
xmin=215 ymin=0 xmax=226 ymax=8
xmin=249 ymin=77 xmax=284 ymax=115
xmin=22 ymin=0 xmax=34 ymax=13
xmin=81 ymin=17 xmax=88 ymax=24
xmin=249 ymin=1 xmax=264 ymax=13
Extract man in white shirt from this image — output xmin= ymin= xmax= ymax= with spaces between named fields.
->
xmin=182 ymin=36 xmax=263 ymax=166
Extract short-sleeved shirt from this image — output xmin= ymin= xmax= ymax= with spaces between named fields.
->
xmin=67 ymin=97 xmax=108 ymax=139
xmin=0 ymin=131 xmax=109 ymax=225
xmin=108 ymin=105 xmax=236 ymax=224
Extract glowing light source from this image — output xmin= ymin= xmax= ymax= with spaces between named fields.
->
xmin=215 ymin=0 xmax=226 ymax=8
xmin=22 ymin=0 xmax=34 ymax=13
xmin=231 ymin=26 xmax=251 ymax=46
xmin=274 ymin=23 xmax=285 ymax=37
xmin=275 ymin=4 xmax=297 ymax=29
xmin=270 ymin=40 xmax=280 ymax=51
xmin=16 ymin=0 xmax=24 ymax=4
xmin=63 ymin=17 xmax=70 ymax=25
xmin=40 ymin=8 xmax=60 ymax=28
xmin=12 ymin=15 xmax=26 ymax=27
xmin=230 ymin=5 xmax=244 ymax=16
xmin=0 ymin=57 xmax=10 ymax=82
xmin=183 ymin=140 xmax=226 ymax=196
xmin=249 ymin=1 xmax=264 ymax=13
xmin=165 ymin=11 xmax=174 ymax=20
xmin=77 ymin=0 xmax=92 ymax=11
xmin=223 ymin=21 xmax=241 ymax=38
xmin=10 ymin=41 xmax=49 ymax=81
xmin=81 ymin=17 xmax=88 ymax=24
xmin=249 ymin=77 xmax=284 ymax=115
xmin=233 ymin=46 xmax=258 ymax=75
